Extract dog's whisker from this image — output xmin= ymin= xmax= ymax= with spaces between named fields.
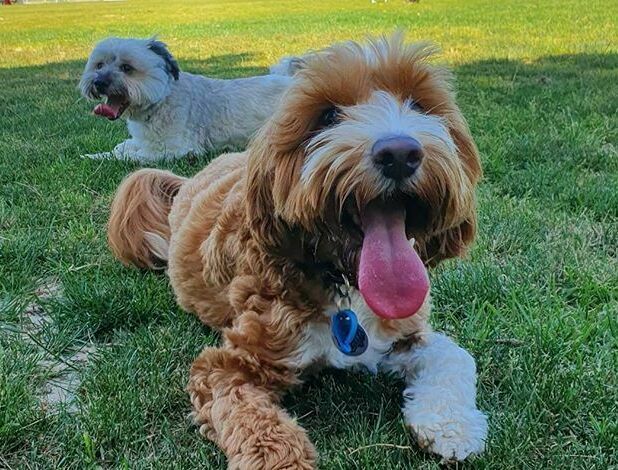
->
xmin=422 ymin=100 xmax=449 ymax=115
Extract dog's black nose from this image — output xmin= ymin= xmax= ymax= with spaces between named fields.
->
xmin=93 ymin=77 xmax=109 ymax=93
xmin=372 ymin=136 xmax=423 ymax=181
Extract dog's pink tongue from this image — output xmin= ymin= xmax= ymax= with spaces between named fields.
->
xmin=93 ymin=103 xmax=121 ymax=120
xmin=358 ymin=200 xmax=429 ymax=319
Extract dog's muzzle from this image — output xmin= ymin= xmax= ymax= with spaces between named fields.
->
xmin=93 ymin=73 xmax=111 ymax=94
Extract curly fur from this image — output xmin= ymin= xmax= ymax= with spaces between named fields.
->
xmin=107 ymin=33 xmax=487 ymax=468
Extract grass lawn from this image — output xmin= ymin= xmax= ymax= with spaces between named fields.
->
xmin=1 ymin=0 xmax=617 ymax=468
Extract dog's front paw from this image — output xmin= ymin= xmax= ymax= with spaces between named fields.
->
xmin=405 ymin=402 xmax=488 ymax=462
xmin=225 ymin=412 xmax=316 ymax=470
xmin=81 ymin=152 xmax=115 ymax=160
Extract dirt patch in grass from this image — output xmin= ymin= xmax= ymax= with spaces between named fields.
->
xmin=22 ymin=278 xmax=98 ymax=413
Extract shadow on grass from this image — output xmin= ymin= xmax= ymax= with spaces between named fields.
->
xmin=457 ymin=53 xmax=618 ymax=219
xmin=1 ymin=51 xmax=616 ymax=466
xmin=1 ymin=48 xmax=615 ymax=338
xmin=183 ymin=52 xmax=269 ymax=77
xmin=0 ymin=51 xmax=272 ymax=139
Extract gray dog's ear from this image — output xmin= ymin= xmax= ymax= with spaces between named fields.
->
xmin=147 ymin=40 xmax=180 ymax=80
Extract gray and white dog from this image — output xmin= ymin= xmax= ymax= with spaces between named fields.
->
xmin=79 ymin=37 xmax=293 ymax=162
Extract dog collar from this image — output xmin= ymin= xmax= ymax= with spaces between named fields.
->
xmin=330 ymin=274 xmax=368 ymax=356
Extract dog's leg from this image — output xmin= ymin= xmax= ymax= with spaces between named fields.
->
xmin=384 ymin=332 xmax=488 ymax=462
xmin=110 ymin=139 xmax=149 ymax=161
xmin=82 ymin=140 xmax=145 ymax=161
xmin=81 ymin=151 xmax=115 ymax=160
xmin=188 ymin=346 xmax=316 ymax=470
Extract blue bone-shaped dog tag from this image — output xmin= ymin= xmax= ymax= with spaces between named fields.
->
xmin=331 ymin=309 xmax=368 ymax=356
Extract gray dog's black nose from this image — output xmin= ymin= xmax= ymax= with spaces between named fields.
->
xmin=372 ymin=136 xmax=423 ymax=181
xmin=93 ymin=77 xmax=108 ymax=93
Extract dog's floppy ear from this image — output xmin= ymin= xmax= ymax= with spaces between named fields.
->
xmin=246 ymin=138 xmax=288 ymax=248
xmin=420 ymin=213 xmax=477 ymax=267
xmin=147 ymin=39 xmax=180 ymax=80
xmin=245 ymin=122 xmax=308 ymax=252
xmin=421 ymin=113 xmax=481 ymax=267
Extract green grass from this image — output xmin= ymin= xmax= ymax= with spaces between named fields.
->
xmin=0 ymin=0 xmax=617 ymax=468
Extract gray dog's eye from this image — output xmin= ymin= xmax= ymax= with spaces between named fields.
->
xmin=120 ymin=64 xmax=134 ymax=74
xmin=95 ymin=62 xmax=104 ymax=70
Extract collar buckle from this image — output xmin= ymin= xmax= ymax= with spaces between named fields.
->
xmin=334 ymin=273 xmax=352 ymax=311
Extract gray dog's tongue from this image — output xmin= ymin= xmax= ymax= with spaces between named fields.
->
xmin=93 ymin=103 xmax=121 ymax=120
xmin=358 ymin=200 xmax=429 ymax=319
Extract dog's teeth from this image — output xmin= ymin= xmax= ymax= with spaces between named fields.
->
xmin=103 ymin=96 xmax=108 ymax=104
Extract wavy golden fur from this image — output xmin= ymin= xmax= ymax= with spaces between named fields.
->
xmin=107 ymin=33 xmax=482 ymax=469
xmin=108 ymin=168 xmax=186 ymax=268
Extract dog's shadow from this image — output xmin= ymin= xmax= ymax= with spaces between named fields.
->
xmin=183 ymin=52 xmax=270 ymax=79
xmin=4 ymin=50 xmax=617 ymax=468
xmin=282 ymin=369 xmax=412 ymax=453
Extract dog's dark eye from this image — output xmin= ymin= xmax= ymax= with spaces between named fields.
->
xmin=409 ymin=100 xmax=424 ymax=113
xmin=95 ymin=62 xmax=104 ymax=70
xmin=120 ymin=64 xmax=134 ymax=73
xmin=316 ymin=106 xmax=341 ymax=129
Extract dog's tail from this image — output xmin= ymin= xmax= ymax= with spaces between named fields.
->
xmin=107 ymin=169 xmax=187 ymax=269
xmin=269 ymin=55 xmax=307 ymax=76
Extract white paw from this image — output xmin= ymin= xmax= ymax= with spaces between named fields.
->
xmin=81 ymin=152 xmax=115 ymax=160
xmin=405 ymin=402 xmax=488 ymax=462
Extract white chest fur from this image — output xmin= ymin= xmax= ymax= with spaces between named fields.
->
xmin=291 ymin=290 xmax=396 ymax=372
xmin=289 ymin=290 xmax=488 ymax=462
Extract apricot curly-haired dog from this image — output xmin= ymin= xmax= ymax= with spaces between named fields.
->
xmin=108 ymin=34 xmax=488 ymax=468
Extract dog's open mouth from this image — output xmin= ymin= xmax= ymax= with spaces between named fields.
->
xmin=93 ymin=95 xmax=129 ymax=121
xmin=353 ymin=198 xmax=430 ymax=320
